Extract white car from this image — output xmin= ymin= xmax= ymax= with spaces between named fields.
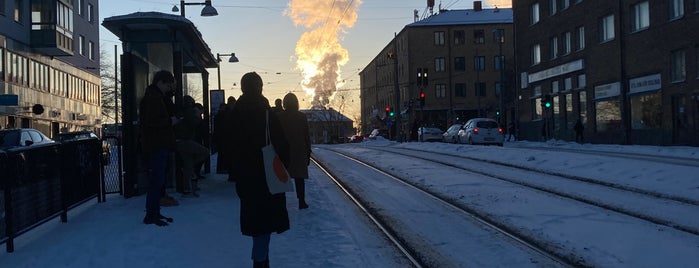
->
xmin=442 ymin=124 xmax=462 ymax=143
xmin=418 ymin=127 xmax=443 ymax=142
xmin=457 ymin=118 xmax=504 ymax=146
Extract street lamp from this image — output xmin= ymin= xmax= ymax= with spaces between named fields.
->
xmin=172 ymin=0 xmax=218 ymax=17
xmin=215 ymin=53 xmax=239 ymax=90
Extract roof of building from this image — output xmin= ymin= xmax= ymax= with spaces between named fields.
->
xmin=102 ymin=12 xmax=217 ymax=69
xmin=300 ymin=109 xmax=353 ymax=123
xmin=408 ymin=8 xmax=513 ymax=27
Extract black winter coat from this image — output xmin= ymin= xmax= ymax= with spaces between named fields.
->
xmin=228 ymin=94 xmax=290 ymax=236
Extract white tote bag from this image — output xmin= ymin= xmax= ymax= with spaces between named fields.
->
xmin=262 ymin=110 xmax=294 ymax=194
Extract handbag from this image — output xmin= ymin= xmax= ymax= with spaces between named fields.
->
xmin=262 ymin=110 xmax=294 ymax=194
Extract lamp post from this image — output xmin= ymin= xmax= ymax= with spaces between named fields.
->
xmin=172 ymin=0 xmax=218 ymax=17
xmin=495 ymin=29 xmax=505 ymax=126
xmin=215 ymin=53 xmax=239 ymax=90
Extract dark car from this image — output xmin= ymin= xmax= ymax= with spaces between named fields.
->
xmin=0 ymin=128 xmax=56 ymax=150
xmin=56 ymin=131 xmax=98 ymax=143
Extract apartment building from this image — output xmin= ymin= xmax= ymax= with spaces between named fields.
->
xmin=0 ymin=0 xmax=101 ymax=137
xmin=514 ymin=0 xmax=699 ymax=145
xmin=359 ymin=2 xmax=514 ymax=140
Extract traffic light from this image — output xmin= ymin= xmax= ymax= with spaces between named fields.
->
xmin=385 ymin=106 xmax=390 ymax=115
xmin=416 ymin=68 xmax=423 ymax=86
xmin=419 ymin=91 xmax=426 ymax=107
xmin=543 ymin=94 xmax=552 ymax=108
xmin=389 ymin=108 xmax=395 ymax=117
xmin=495 ymin=110 xmax=501 ymax=116
xmin=423 ymin=69 xmax=428 ymax=85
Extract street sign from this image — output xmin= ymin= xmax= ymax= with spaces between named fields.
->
xmin=0 ymin=94 xmax=19 ymax=106
xmin=386 ymin=119 xmax=393 ymax=126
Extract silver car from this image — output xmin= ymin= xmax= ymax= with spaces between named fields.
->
xmin=418 ymin=127 xmax=443 ymax=142
xmin=442 ymin=124 xmax=462 ymax=143
xmin=457 ymin=118 xmax=504 ymax=146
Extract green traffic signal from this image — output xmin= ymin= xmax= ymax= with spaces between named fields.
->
xmin=545 ymin=102 xmax=551 ymax=108
xmin=389 ymin=111 xmax=395 ymax=117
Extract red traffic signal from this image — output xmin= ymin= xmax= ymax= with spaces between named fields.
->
xmin=419 ymin=92 xmax=426 ymax=106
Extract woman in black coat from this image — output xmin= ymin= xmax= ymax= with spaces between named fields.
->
xmin=277 ymin=93 xmax=311 ymax=209
xmin=227 ymin=72 xmax=290 ymax=267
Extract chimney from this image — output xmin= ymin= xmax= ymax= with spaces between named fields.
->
xmin=474 ymin=1 xmax=482 ymax=11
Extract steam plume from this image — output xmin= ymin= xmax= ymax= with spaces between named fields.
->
xmin=286 ymin=0 xmax=362 ymax=108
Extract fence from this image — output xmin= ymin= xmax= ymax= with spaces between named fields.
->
xmin=0 ymin=136 xmax=120 ymax=253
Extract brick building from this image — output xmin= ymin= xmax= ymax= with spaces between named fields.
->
xmin=514 ymin=0 xmax=699 ymax=145
xmin=359 ymin=2 xmax=514 ymax=140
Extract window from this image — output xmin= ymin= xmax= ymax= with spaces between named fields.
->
xmin=455 ymin=83 xmax=467 ymax=97
xmin=88 ymin=41 xmax=94 ymax=60
xmin=14 ymin=0 xmax=22 ymax=22
xmin=578 ymin=74 xmax=586 ymax=88
xmin=434 ymin=31 xmax=445 ymax=45
xmin=475 ymin=82 xmax=486 ymax=97
xmin=494 ymin=55 xmax=504 ymax=70
xmin=493 ymin=29 xmax=505 ymax=43
xmin=669 ymin=0 xmax=684 ymax=20
xmin=532 ymin=44 xmax=541 ymax=65
xmin=577 ymin=26 xmax=585 ymax=50
xmin=435 ymin=57 xmax=445 ymax=72
xmin=671 ymin=49 xmax=686 ymax=82
xmin=550 ymin=0 xmax=557 ymax=15
xmin=530 ymin=3 xmax=540 ymax=25
xmin=454 ymin=30 xmax=465 ymax=45
xmin=630 ymin=92 xmax=662 ymax=129
xmin=77 ymin=0 xmax=83 ymax=16
xmin=632 ymin=1 xmax=650 ymax=32
xmin=696 ymin=46 xmax=699 ymax=78
xmin=561 ymin=0 xmax=570 ymax=10
xmin=87 ymin=3 xmax=94 ymax=22
xmin=495 ymin=82 xmax=502 ymax=96
xmin=454 ymin=57 xmax=465 ymax=71
xmin=0 ymin=0 xmax=5 ymax=15
xmin=550 ymin=36 xmax=558 ymax=59
xmin=563 ymin=32 xmax=571 ymax=55
xmin=473 ymin=29 xmax=485 ymax=44
xmin=436 ymin=84 xmax=447 ymax=98
xmin=79 ymin=35 xmax=85 ymax=56
xmin=595 ymin=99 xmax=622 ymax=132
xmin=474 ymin=56 xmax=485 ymax=71
xmin=600 ymin=15 xmax=615 ymax=42
xmin=0 ymin=48 xmax=3 ymax=80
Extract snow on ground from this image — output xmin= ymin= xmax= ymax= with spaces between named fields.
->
xmin=0 ymin=139 xmax=697 ymax=267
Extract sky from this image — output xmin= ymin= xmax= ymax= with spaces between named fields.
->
xmin=1 ymin=138 xmax=697 ymax=267
xmin=98 ymin=0 xmax=512 ymax=122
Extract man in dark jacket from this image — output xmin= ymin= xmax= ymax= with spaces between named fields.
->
xmin=228 ymin=72 xmax=290 ymax=267
xmin=139 ymin=70 xmax=178 ymax=226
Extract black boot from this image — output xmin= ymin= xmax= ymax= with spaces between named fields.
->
xmin=299 ymin=200 xmax=309 ymax=209
xmin=143 ymin=214 xmax=168 ymax=226
xmin=253 ymin=259 xmax=269 ymax=268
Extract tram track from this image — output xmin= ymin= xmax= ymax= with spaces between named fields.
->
xmin=311 ymin=148 xmax=576 ymax=267
xmin=349 ymin=146 xmax=699 ymax=237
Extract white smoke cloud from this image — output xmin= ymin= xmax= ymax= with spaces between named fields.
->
xmin=286 ymin=0 xmax=362 ymax=108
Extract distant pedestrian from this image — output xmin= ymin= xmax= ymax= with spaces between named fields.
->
xmin=214 ymin=97 xmax=236 ymax=176
xmin=574 ymin=119 xmax=584 ymax=143
xmin=272 ymin=98 xmax=283 ymax=113
xmin=507 ymin=121 xmax=516 ymax=141
xmin=277 ymin=93 xmax=312 ymax=209
xmin=173 ymin=95 xmax=209 ymax=197
xmin=139 ymin=70 xmax=178 ymax=226
xmin=228 ymin=72 xmax=290 ymax=267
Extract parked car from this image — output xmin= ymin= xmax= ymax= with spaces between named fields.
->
xmin=56 ymin=131 xmax=98 ymax=143
xmin=0 ymin=128 xmax=56 ymax=150
xmin=418 ymin=127 xmax=443 ymax=142
xmin=349 ymin=134 xmax=365 ymax=143
xmin=457 ymin=118 xmax=504 ymax=146
xmin=442 ymin=124 xmax=463 ymax=143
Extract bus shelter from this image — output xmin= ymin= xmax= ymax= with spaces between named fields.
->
xmin=103 ymin=12 xmax=217 ymax=197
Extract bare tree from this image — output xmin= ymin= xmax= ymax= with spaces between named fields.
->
xmin=100 ymin=49 xmax=120 ymax=124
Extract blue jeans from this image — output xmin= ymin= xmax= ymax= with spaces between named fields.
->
xmin=146 ymin=149 xmax=170 ymax=216
xmin=251 ymin=233 xmax=271 ymax=261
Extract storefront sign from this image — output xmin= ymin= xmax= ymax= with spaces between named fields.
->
xmin=528 ymin=59 xmax=584 ymax=83
xmin=629 ymin=73 xmax=661 ymax=94
xmin=594 ymin=82 xmax=621 ymax=100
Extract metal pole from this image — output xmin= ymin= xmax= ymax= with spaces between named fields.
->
xmin=216 ymin=54 xmax=221 ymax=90
xmin=114 ymin=45 xmax=118 ymax=127
xmin=180 ymin=0 xmax=186 ymax=16
xmin=499 ymin=32 xmax=505 ymax=126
